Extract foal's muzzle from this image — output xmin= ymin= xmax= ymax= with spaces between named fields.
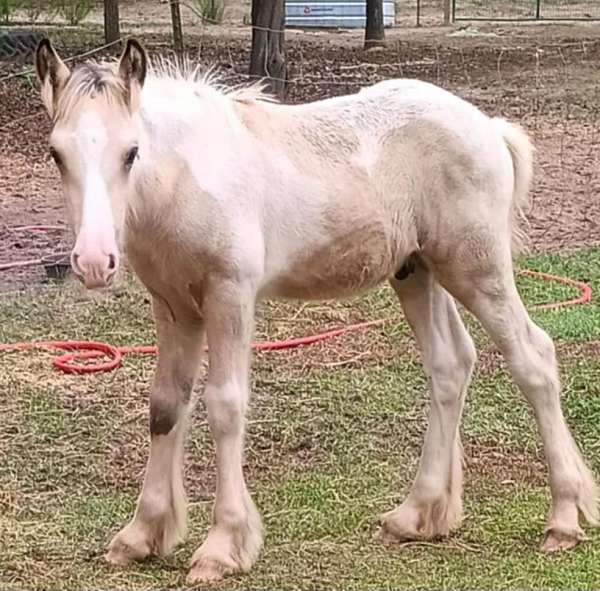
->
xmin=71 ymin=249 xmax=119 ymax=289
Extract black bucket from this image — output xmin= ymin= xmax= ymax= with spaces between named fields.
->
xmin=41 ymin=252 xmax=71 ymax=282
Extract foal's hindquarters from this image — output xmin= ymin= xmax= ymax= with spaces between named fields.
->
xmin=378 ymin=117 xmax=598 ymax=551
xmin=104 ymin=93 xmax=598 ymax=584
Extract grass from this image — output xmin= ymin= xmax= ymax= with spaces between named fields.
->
xmin=0 ymin=247 xmax=599 ymax=590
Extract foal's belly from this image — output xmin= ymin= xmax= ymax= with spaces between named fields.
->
xmin=262 ymin=224 xmax=399 ymax=300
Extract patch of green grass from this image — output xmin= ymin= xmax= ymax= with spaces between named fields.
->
xmin=463 ymin=371 xmax=537 ymax=447
xmin=22 ymin=389 xmax=69 ymax=440
xmin=562 ymin=360 xmax=600 ymax=460
xmin=0 ymin=247 xmax=599 ymax=589
xmin=519 ymin=249 xmax=600 ymax=340
xmin=0 ymin=276 xmax=156 ymax=346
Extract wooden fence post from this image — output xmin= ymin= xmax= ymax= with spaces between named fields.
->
xmin=443 ymin=0 xmax=452 ymax=25
xmin=104 ymin=0 xmax=120 ymax=44
xmin=170 ymin=0 xmax=184 ymax=60
xmin=249 ymin=0 xmax=287 ymax=100
xmin=365 ymin=0 xmax=385 ymax=48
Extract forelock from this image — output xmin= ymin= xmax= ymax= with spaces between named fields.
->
xmin=54 ymin=62 xmax=128 ymax=122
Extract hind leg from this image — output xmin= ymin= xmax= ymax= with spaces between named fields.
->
xmin=380 ymin=262 xmax=476 ymax=542
xmin=433 ymin=244 xmax=598 ymax=551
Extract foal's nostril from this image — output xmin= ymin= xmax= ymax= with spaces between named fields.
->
xmin=71 ymin=252 xmax=82 ymax=275
xmin=108 ymin=254 xmax=116 ymax=270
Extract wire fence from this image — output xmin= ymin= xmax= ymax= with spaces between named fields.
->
xmin=453 ymin=0 xmax=600 ymax=21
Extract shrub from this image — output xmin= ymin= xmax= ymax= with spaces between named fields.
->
xmin=0 ymin=0 xmax=13 ymax=23
xmin=57 ymin=0 xmax=91 ymax=25
xmin=195 ymin=0 xmax=224 ymax=24
xmin=19 ymin=0 xmax=55 ymax=23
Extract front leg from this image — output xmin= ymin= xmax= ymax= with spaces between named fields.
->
xmin=106 ymin=297 xmax=205 ymax=565
xmin=186 ymin=281 xmax=263 ymax=584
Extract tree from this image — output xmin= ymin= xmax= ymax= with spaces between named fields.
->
xmin=249 ymin=0 xmax=287 ymax=100
xmin=443 ymin=0 xmax=452 ymax=25
xmin=170 ymin=0 xmax=184 ymax=60
xmin=104 ymin=0 xmax=120 ymax=44
xmin=364 ymin=0 xmax=385 ymax=49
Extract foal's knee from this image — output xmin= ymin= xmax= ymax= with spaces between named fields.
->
xmin=204 ymin=382 xmax=246 ymax=437
xmin=149 ymin=372 xmax=194 ymax=436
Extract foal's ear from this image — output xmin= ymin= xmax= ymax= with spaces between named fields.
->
xmin=35 ymin=39 xmax=70 ymax=118
xmin=118 ymin=39 xmax=147 ymax=110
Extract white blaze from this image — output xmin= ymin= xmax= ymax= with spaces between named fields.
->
xmin=74 ymin=110 xmax=116 ymax=253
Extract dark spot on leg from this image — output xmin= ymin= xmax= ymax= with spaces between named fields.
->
xmin=149 ymin=393 xmax=178 ymax=436
xmin=149 ymin=372 xmax=194 ymax=435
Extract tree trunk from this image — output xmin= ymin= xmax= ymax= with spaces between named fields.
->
xmin=170 ymin=0 xmax=184 ymax=61
xmin=443 ymin=0 xmax=451 ymax=25
xmin=249 ymin=0 xmax=287 ymax=100
xmin=104 ymin=0 xmax=120 ymax=44
xmin=364 ymin=0 xmax=385 ymax=49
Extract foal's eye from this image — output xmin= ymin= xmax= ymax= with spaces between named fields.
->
xmin=124 ymin=146 xmax=138 ymax=171
xmin=49 ymin=147 xmax=62 ymax=167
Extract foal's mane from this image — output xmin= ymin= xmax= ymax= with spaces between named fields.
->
xmin=55 ymin=56 xmax=274 ymax=122
xmin=148 ymin=55 xmax=276 ymax=104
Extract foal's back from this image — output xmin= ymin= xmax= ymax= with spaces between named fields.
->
xmin=253 ymin=80 xmax=513 ymax=300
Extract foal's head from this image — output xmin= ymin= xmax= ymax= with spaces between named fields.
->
xmin=35 ymin=39 xmax=147 ymax=289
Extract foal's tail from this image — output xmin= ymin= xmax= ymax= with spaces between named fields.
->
xmin=492 ymin=117 xmax=534 ymax=255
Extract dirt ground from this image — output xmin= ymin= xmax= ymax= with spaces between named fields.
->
xmin=1 ymin=16 xmax=600 ymax=291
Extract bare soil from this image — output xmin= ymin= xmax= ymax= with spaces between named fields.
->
xmin=1 ymin=21 xmax=600 ymax=291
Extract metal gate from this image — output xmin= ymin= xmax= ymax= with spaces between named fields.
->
xmin=452 ymin=0 xmax=600 ymax=21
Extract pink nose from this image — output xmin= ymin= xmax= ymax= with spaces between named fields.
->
xmin=71 ymin=250 xmax=119 ymax=289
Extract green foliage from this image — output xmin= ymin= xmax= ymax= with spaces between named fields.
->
xmin=56 ymin=0 xmax=91 ymax=25
xmin=195 ymin=0 xmax=224 ymax=24
xmin=0 ymin=0 xmax=55 ymax=23
xmin=0 ymin=0 xmax=12 ymax=23
xmin=18 ymin=0 xmax=53 ymax=22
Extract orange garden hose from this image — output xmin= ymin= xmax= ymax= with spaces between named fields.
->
xmin=0 ymin=228 xmax=593 ymax=374
xmin=0 ymin=270 xmax=591 ymax=375
xmin=517 ymin=269 xmax=592 ymax=310
xmin=0 ymin=321 xmax=386 ymax=375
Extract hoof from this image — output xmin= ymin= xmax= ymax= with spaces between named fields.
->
xmin=378 ymin=506 xmax=424 ymax=542
xmin=186 ymin=557 xmax=231 ymax=585
xmin=105 ymin=536 xmax=150 ymax=565
xmin=542 ymin=527 xmax=582 ymax=553
xmin=377 ymin=496 xmax=461 ymax=543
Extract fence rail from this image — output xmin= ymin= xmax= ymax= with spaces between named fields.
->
xmin=452 ymin=0 xmax=600 ymax=21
